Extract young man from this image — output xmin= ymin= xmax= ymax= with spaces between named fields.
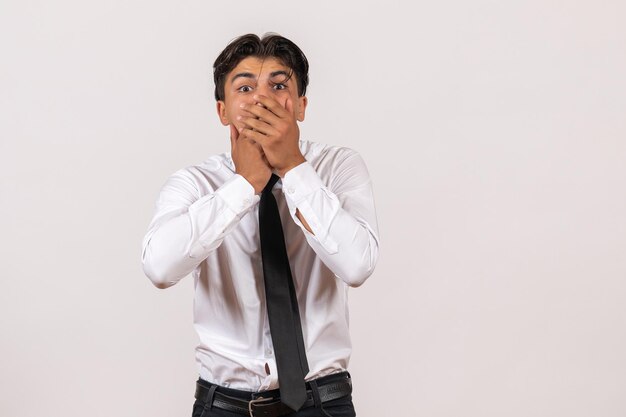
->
xmin=141 ymin=33 xmax=379 ymax=417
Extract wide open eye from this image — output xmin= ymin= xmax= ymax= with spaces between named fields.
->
xmin=273 ymin=83 xmax=286 ymax=91
xmin=237 ymin=85 xmax=253 ymax=93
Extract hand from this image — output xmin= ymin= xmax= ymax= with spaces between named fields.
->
xmin=237 ymin=94 xmax=306 ymax=177
xmin=230 ymin=124 xmax=272 ymax=194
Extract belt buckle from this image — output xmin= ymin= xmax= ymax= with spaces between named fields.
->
xmin=248 ymin=396 xmax=274 ymax=417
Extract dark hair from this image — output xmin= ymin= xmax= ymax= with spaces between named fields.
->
xmin=213 ymin=33 xmax=309 ymax=102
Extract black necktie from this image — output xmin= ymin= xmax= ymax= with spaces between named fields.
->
xmin=259 ymin=174 xmax=309 ymax=411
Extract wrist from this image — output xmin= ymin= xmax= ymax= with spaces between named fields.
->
xmin=237 ymin=171 xmax=267 ymax=195
xmin=277 ymin=155 xmax=306 ymax=178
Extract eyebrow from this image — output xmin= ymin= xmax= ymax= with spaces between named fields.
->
xmin=269 ymin=70 xmax=291 ymax=80
xmin=230 ymin=72 xmax=255 ymax=83
xmin=230 ymin=70 xmax=292 ymax=83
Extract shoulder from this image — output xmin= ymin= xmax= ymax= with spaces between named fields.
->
xmin=183 ymin=151 xmax=233 ymax=176
xmin=300 ymin=139 xmax=361 ymax=168
xmin=163 ymin=152 xmax=235 ymax=195
xmin=300 ymin=140 xmax=371 ymax=190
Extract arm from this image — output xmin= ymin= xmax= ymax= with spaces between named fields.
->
xmin=142 ymin=123 xmax=271 ymax=289
xmin=236 ymin=95 xmax=379 ymax=285
xmin=282 ymin=149 xmax=380 ymax=287
xmin=141 ymin=169 xmax=259 ymax=289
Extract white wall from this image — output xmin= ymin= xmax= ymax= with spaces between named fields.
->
xmin=1 ymin=1 xmax=625 ymax=416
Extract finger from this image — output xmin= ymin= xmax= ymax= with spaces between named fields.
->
xmin=238 ymin=106 xmax=264 ymax=118
xmin=240 ymin=102 xmax=279 ymax=122
xmin=253 ymin=94 xmax=288 ymax=118
xmin=237 ymin=116 xmax=276 ymax=136
xmin=261 ymin=152 xmax=274 ymax=169
xmin=240 ymin=128 xmax=267 ymax=145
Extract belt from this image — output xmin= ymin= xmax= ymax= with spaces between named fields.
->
xmin=194 ymin=372 xmax=352 ymax=417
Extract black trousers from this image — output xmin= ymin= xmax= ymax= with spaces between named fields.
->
xmin=191 ymin=372 xmax=357 ymax=417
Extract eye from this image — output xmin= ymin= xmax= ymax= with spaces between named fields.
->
xmin=273 ymin=83 xmax=286 ymax=91
xmin=237 ymin=85 xmax=253 ymax=93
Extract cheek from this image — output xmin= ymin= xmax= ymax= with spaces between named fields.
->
xmin=269 ymin=91 xmax=296 ymax=112
xmin=226 ymin=103 xmax=252 ymax=129
xmin=275 ymin=89 xmax=293 ymax=102
xmin=225 ymin=102 xmax=244 ymax=120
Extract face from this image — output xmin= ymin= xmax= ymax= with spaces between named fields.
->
xmin=216 ymin=56 xmax=307 ymax=130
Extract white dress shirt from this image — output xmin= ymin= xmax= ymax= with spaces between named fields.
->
xmin=141 ymin=139 xmax=379 ymax=391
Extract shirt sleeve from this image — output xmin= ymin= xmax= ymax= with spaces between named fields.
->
xmin=141 ymin=169 xmax=260 ymax=288
xmin=281 ymin=149 xmax=380 ymax=287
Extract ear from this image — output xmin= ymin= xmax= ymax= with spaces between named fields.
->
xmin=216 ymin=100 xmax=229 ymax=126
xmin=296 ymin=96 xmax=308 ymax=122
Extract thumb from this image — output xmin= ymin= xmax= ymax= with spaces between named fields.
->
xmin=229 ymin=124 xmax=239 ymax=150
xmin=285 ymin=97 xmax=294 ymax=115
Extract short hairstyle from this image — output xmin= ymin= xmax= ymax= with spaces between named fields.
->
xmin=213 ymin=33 xmax=309 ymax=102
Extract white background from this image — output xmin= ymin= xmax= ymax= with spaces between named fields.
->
xmin=2 ymin=1 xmax=625 ymax=416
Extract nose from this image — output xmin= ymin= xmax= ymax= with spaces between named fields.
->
xmin=256 ymin=81 xmax=271 ymax=96
xmin=255 ymin=82 xmax=273 ymax=99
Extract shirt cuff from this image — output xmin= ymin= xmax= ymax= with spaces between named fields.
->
xmin=281 ymin=161 xmax=324 ymax=205
xmin=214 ymin=174 xmax=260 ymax=215
xmin=281 ymin=162 xmax=339 ymax=254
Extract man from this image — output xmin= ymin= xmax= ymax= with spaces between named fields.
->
xmin=141 ymin=33 xmax=379 ymax=417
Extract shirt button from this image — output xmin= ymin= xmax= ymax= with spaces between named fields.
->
xmin=287 ymin=187 xmax=295 ymax=194
xmin=266 ymin=348 xmax=273 ymax=356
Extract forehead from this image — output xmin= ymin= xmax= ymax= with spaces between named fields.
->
xmin=227 ymin=56 xmax=293 ymax=82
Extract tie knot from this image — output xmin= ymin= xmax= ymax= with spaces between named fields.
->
xmin=263 ymin=174 xmax=280 ymax=194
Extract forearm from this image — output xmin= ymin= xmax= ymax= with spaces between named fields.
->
xmin=142 ymin=213 xmax=204 ymax=289
xmin=142 ymin=172 xmax=259 ymax=288
xmin=283 ymin=159 xmax=379 ymax=287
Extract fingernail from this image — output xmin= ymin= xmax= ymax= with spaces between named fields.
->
xmin=239 ymin=103 xmax=246 ymax=108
